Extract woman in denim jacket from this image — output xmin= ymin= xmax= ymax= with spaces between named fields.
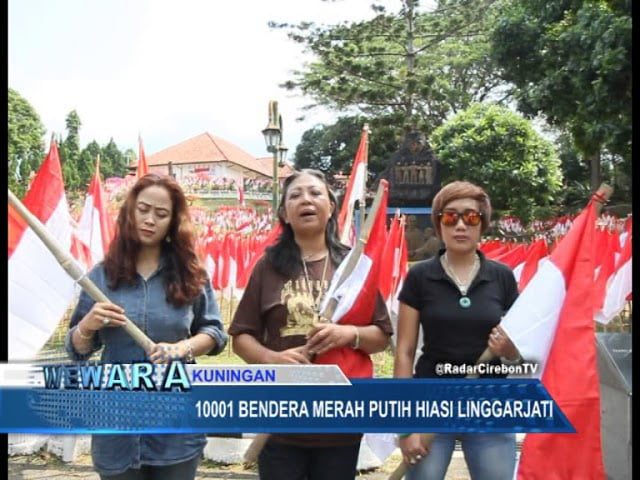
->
xmin=66 ymin=174 xmax=227 ymax=480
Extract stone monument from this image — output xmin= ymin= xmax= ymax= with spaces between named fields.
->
xmin=377 ymin=131 xmax=441 ymax=207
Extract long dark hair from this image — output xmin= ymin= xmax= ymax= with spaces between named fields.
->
xmin=266 ymin=169 xmax=350 ymax=277
xmin=103 ymin=173 xmax=207 ymax=306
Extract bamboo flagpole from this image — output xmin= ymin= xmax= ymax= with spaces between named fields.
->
xmin=243 ymin=180 xmax=388 ymax=465
xmin=388 ymin=184 xmax=614 ymax=480
xmin=9 ymin=189 xmax=156 ymax=354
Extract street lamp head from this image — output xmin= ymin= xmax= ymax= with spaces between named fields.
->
xmin=262 ymin=100 xmax=281 ymax=151
xmin=277 ymin=143 xmax=289 ymax=166
xmin=262 ymin=125 xmax=281 ymax=151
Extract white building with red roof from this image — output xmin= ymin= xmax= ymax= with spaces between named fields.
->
xmin=130 ymin=132 xmax=292 ymax=185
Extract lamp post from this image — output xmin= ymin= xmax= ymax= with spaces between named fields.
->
xmin=277 ymin=113 xmax=288 ymax=186
xmin=262 ymin=100 xmax=285 ymax=218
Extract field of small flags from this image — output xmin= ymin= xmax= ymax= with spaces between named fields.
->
xmin=10 ymin=137 xmax=631 ymax=364
xmin=36 ymin=187 xmax=631 ymax=364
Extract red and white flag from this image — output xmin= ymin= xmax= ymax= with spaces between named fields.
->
xmin=76 ymin=156 xmax=115 ymax=268
xmin=378 ymin=212 xmax=401 ymax=303
xmin=236 ymin=181 xmax=245 ymax=207
xmin=388 ymin=216 xmax=408 ymax=317
xmin=137 ymin=134 xmax=149 ymax=178
xmin=203 ymin=251 xmax=216 ymax=290
xmin=8 ymin=140 xmax=77 ymax=360
xmin=492 ymin=243 xmax=528 ymax=270
xmin=378 ymin=212 xmax=408 ymax=316
xmin=205 ymin=239 xmax=221 ymax=290
xmin=219 ymin=234 xmax=238 ymax=298
xmin=502 ymin=200 xmax=605 ymax=479
xmin=516 ymin=238 xmax=549 ymax=292
xmin=338 ymin=125 xmax=369 ymax=246
xmin=317 ymin=180 xmax=389 ymax=377
xmin=236 ymin=224 xmax=282 ymax=290
xmin=594 ymin=231 xmax=632 ymax=324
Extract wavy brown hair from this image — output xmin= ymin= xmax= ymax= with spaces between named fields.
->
xmin=103 ymin=173 xmax=207 ymax=306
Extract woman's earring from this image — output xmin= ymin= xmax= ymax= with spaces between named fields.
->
xmin=165 ymin=236 xmax=171 ymax=243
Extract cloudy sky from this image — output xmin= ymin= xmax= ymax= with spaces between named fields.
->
xmin=9 ymin=0 xmax=406 ymax=159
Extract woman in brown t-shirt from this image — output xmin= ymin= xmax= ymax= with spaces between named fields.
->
xmin=230 ymin=169 xmax=392 ymax=480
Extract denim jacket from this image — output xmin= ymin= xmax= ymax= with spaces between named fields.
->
xmin=65 ymin=258 xmax=227 ymax=476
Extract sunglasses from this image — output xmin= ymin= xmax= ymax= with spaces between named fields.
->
xmin=438 ymin=209 xmax=483 ymax=227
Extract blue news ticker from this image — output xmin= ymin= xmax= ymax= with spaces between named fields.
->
xmin=0 ymin=362 xmax=574 ymax=435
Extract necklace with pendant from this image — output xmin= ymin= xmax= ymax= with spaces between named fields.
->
xmin=301 ymin=254 xmax=330 ymax=316
xmin=441 ymin=252 xmax=480 ymax=308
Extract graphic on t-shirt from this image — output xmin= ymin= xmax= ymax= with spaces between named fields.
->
xmin=280 ymin=278 xmax=327 ymax=337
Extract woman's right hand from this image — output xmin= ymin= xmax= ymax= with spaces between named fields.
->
xmin=399 ymin=433 xmax=429 ymax=466
xmin=79 ymin=302 xmax=127 ymax=333
xmin=268 ymin=346 xmax=313 ymax=364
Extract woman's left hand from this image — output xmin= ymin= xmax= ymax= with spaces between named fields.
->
xmin=306 ymin=323 xmax=355 ymax=356
xmin=149 ymin=341 xmax=188 ymax=364
xmin=487 ymin=325 xmax=520 ymax=361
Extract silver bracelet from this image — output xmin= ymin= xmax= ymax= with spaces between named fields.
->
xmin=500 ymin=354 xmax=523 ymax=365
xmin=184 ymin=340 xmax=195 ymax=362
xmin=76 ymin=324 xmax=93 ymax=340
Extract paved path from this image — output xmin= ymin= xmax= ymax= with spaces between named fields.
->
xmin=8 ymin=452 xmax=472 ymax=479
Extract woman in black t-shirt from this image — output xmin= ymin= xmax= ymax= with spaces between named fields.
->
xmin=394 ymin=181 xmax=522 ymax=480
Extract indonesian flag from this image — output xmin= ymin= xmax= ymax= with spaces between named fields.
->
xmin=338 ymin=125 xmax=369 ymax=246
xmin=317 ymin=180 xmax=389 ymax=377
xmin=203 ymin=248 xmax=217 ymax=291
xmin=234 ymin=238 xmax=248 ymax=296
xmin=205 ymin=239 xmax=221 ymax=290
xmin=137 ymin=134 xmax=149 ymax=178
xmin=70 ymin=228 xmax=93 ymax=270
xmin=8 ymin=140 xmax=77 ymax=360
xmin=220 ymin=234 xmax=238 ymax=297
xmin=378 ymin=212 xmax=408 ymax=316
xmin=236 ymin=224 xmax=281 ymax=290
xmin=479 ymin=239 xmax=505 ymax=255
xmin=215 ymin=237 xmax=227 ymax=292
xmin=76 ymin=156 xmax=115 ymax=268
xmin=502 ymin=200 xmax=605 ymax=479
xmin=484 ymin=243 xmax=509 ymax=258
xmin=492 ymin=243 xmax=527 ymax=269
xmin=516 ymin=238 xmax=549 ymax=292
xmin=236 ymin=181 xmax=245 ymax=206
xmin=594 ymin=231 xmax=632 ymax=324
xmin=388 ymin=216 xmax=408 ymax=317
xmin=378 ymin=212 xmax=401 ymax=302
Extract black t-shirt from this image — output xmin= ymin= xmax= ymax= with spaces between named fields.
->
xmin=399 ymin=249 xmax=519 ymax=378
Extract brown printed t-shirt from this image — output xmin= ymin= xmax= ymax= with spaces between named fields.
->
xmin=229 ymin=255 xmax=393 ymax=447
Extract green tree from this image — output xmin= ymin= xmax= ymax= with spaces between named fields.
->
xmin=293 ymin=116 xmax=398 ymax=178
xmin=59 ymin=110 xmax=82 ymax=190
xmin=489 ymin=0 xmax=631 ymax=190
xmin=78 ymin=140 xmax=102 ymax=188
xmin=276 ymin=0 xmax=505 ymax=135
xmin=8 ymin=88 xmax=46 ymax=197
xmin=101 ymin=138 xmax=128 ymax=178
xmin=123 ymin=148 xmax=136 ymax=176
xmin=552 ymin=130 xmax=591 ymax=211
xmin=432 ymin=103 xmax=563 ymax=222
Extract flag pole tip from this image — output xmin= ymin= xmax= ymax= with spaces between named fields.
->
xmin=592 ymin=184 xmax=613 ymax=206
